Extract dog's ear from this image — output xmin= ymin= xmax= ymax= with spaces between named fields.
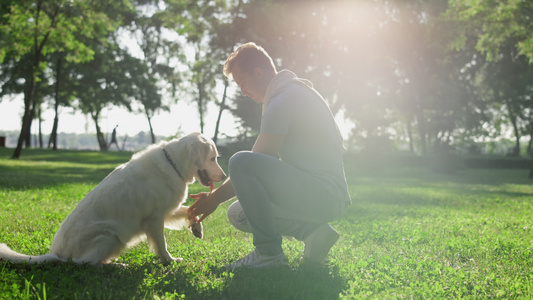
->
xmin=188 ymin=134 xmax=210 ymax=169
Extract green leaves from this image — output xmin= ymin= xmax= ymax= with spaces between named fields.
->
xmin=0 ymin=0 xmax=136 ymax=94
xmin=446 ymin=0 xmax=533 ymax=62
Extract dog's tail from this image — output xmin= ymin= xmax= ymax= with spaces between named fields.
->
xmin=0 ymin=243 xmax=64 ymax=264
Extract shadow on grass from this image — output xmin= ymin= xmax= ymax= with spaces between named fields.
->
xmin=0 ymin=148 xmax=133 ymax=190
xmin=189 ymin=264 xmax=347 ymax=300
xmin=3 ymin=261 xmax=347 ymax=299
xmin=356 ymin=185 xmax=533 ymax=209
xmin=0 ymin=164 xmax=113 ymax=190
xmin=3 ymin=261 xmax=203 ymax=299
xmin=0 ymin=147 xmax=132 ymax=165
xmin=3 ymin=261 xmax=143 ymax=299
xmin=346 ymin=167 xmax=533 ymax=210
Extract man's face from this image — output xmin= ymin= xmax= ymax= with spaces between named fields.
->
xmin=232 ymin=65 xmax=266 ymax=104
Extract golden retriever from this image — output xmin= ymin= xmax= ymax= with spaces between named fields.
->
xmin=0 ymin=132 xmax=226 ymax=265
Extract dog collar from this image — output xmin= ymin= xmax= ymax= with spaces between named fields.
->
xmin=162 ymin=148 xmax=184 ymax=180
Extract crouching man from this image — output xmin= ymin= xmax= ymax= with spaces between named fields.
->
xmin=188 ymin=42 xmax=351 ymax=270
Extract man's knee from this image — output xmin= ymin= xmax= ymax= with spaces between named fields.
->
xmin=228 ymin=151 xmax=254 ymax=175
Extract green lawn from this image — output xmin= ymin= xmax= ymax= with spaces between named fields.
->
xmin=1 ymin=148 xmax=532 ymax=299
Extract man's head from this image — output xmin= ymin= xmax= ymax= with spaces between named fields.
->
xmin=224 ymin=42 xmax=277 ymax=103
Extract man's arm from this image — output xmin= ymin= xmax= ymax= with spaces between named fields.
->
xmin=252 ymin=133 xmax=285 ymax=156
xmin=210 ymin=177 xmax=235 ymax=205
xmin=188 ymin=178 xmax=235 ymax=222
xmin=188 ymin=133 xmax=285 ymax=222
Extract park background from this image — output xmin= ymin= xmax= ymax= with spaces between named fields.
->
xmin=1 ymin=1 xmax=533 ymax=299
xmin=1 ymin=0 xmax=533 ymax=171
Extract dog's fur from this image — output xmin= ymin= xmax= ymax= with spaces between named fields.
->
xmin=0 ymin=132 xmax=226 ymax=265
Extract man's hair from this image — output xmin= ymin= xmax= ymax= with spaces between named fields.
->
xmin=223 ymin=42 xmax=276 ymax=79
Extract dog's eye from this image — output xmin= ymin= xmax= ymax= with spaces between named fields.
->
xmin=211 ymin=157 xmax=216 ymax=162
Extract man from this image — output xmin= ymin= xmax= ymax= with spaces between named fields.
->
xmin=109 ymin=125 xmax=119 ymax=150
xmin=188 ymin=42 xmax=351 ymax=269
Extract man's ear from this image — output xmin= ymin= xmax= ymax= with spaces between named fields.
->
xmin=253 ymin=67 xmax=264 ymax=79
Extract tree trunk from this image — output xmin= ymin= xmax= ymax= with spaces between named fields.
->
xmin=529 ymin=124 xmax=533 ymax=179
xmin=505 ymin=98 xmax=521 ymax=156
xmin=213 ymin=79 xmax=229 ymax=145
xmin=197 ymin=81 xmax=205 ymax=134
xmin=415 ymin=103 xmax=427 ymax=155
xmin=145 ymin=108 xmax=156 ymax=144
xmin=90 ymin=111 xmax=108 ymax=151
xmin=13 ymin=111 xmax=32 ymax=159
xmin=25 ymin=98 xmax=38 ymax=148
xmin=406 ymin=115 xmax=414 ymax=154
xmin=527 ymin=131 xmax=532 ymax=156
xmin=12 ymin=76 xmax=36 ymax=159
xmin=49 ymin=107 xmax=59 ymax=150
xmin=49 ymin=55 xmax=62 ymax=150
xmin=37 ymin=107 xmax=43 ymax=148
xmin=529 ymin=155 xmax=533 ymax=179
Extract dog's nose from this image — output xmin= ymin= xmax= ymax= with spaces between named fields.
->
xmin=219 ymin=174 xmax=227 ymax=182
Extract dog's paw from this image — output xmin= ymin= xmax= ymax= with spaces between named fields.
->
xmin=187 ymin=214 xmax=203 ymax=239
xmin=162 ymin=257 xmax=183 ymax=266
xmin=172 ymin=257 xmax=184 ymax=263
xmin=189 ymin=222 xmax=203 ymax=239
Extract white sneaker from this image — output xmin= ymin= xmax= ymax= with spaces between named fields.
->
xmin=225 ymin=250 xmax=287 ymax=270
xmin=302 ymin=224 xmax=340 ymax=264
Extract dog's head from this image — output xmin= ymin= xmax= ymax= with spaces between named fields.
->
xmin=186 ymin=133 xmax=226 ymax=191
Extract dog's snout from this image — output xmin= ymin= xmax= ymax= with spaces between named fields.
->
xmin=219 ymin=173 xmax=227 ymax=182
xmin=214 ymin=170 xmax=227 ymax=183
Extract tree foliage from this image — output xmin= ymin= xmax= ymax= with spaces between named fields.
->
xmin=0 ymin=0 xmax=131 ymax=157
xmin=446 ymin=0 xmax=533 ymax=62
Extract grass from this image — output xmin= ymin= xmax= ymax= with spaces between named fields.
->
xmin=1 ymin=147 xmax=532 ymax=299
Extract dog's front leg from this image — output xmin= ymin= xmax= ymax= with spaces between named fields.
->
xmin=143 ymin=217 xmax=180 ymax=265
xmin=178 ymin=206 xmax=203 ymax=239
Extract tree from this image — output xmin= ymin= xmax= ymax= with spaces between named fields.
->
xmin=209 ymin=0 xmax=249 ymax=145
xmin=125 ymin=3 xmax=183 ymax=143
xmin=445 ymin=0 xmax=533 ymax=177
xmin=47 ymin=52 xmax=75 ymax=150
xmin=73 ymin=42 xmax=139 ymax=151
xmin=477 ymin=43 xmax=533 ymax=156
xmin=224 ymin=0 xmax=456 ymax=155
xmin=0 ymin=0 xmax=128 ymax=158
xmin=161 ymin=0 xmax=230 ymax=135
xmin=446 ymin=0 xmax=533 ymax=63
xmin=125 ymin=53 xmax=166 ymax=144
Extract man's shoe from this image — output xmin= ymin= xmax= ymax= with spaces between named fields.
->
xmin=302 ymin=224 xmax=340 ymax=264
xmin=225 ymin=250 xmax=287 ymax=270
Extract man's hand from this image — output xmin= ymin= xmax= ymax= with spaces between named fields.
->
xmin=188 ymin=192 xmax=220 ymax=222
xmin=188 ymin=176 xmax=235 ymax=222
